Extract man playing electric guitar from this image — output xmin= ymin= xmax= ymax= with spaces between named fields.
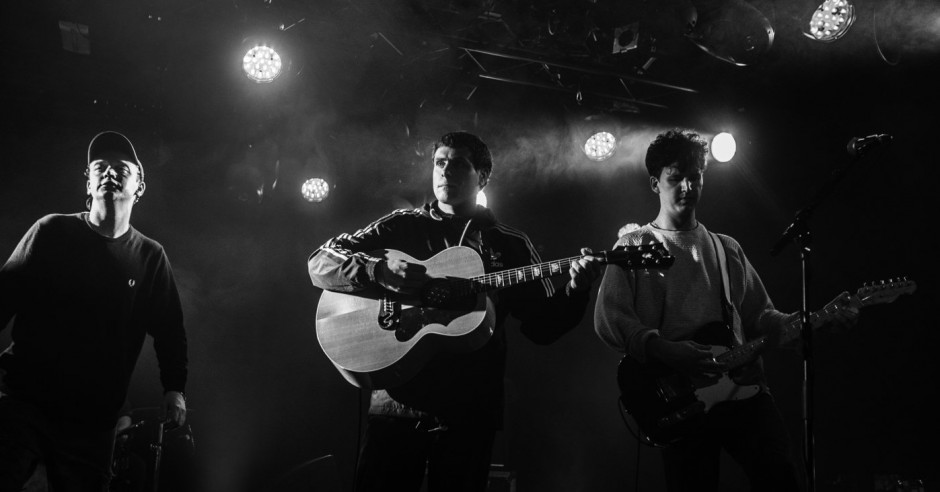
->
xmin=594 ymin=129 xmax=860 ymax=492
xmin=307 ymin=131 xmax=603 ymax=492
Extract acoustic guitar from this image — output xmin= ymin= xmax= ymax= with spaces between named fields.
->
xmin=617 ymin=277 xmax=917 ymax=447
xmin=316 ymin=243 xmax=674 ymax=389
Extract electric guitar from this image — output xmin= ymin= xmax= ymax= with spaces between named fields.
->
xmin=316 ymin=243 xmax=674 ymax=389
xmin=617 ymin=277 xmax=917 ymax=447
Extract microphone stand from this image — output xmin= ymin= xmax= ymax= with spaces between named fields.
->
xmin=151 ymin=421 xmax=164 ymax=492
xmin=770 ymin=151 xmax=866 ymax=492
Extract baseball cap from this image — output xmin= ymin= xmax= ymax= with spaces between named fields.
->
xmin=87 ymin=131 xmax=145 ymax=181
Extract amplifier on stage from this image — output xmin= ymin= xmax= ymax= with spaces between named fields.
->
xmin=487 ymin=463 xmax=516 ymax=492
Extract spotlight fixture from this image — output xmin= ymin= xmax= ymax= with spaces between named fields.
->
xmin=243 ymin=45 xmax=283 ymax=83
xmin=612 ymin=22 xmax=640 ymax=54
xmin=584 ymin=131 xmax=617 ymax=161
xmin=686 ymin=0 xmax=774 ymax=66
xmin=302 ymin=178 xmax=330 ymax=202
xmin=806 ymin=0 xmax=856 ymax=42
xmin=710 ymin=132 xmax=736 ymax=162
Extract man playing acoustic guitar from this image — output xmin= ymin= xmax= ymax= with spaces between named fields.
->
xmin=594 ymin=129 xmax=860 ymax=491
xmin=308 ymin=131 xmax=603 ymax=491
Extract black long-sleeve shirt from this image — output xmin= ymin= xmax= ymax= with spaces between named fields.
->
xmin=308 ymin=202 xmax=588 ymax=429
xmin=0 ymin=213 xmax=188 ymax=430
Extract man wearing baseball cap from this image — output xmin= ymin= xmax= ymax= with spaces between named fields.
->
xmin=0 ymin=131 xmax=189 ymax=491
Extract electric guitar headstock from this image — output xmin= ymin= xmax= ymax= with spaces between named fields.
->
xmin=853 ymin=277 xmax=917 ymax=307
xmin=810 ymin=276 xmax=917 ymax=329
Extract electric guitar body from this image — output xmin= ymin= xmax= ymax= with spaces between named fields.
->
xmin=616 ymin=278 xmax=916 ymax=447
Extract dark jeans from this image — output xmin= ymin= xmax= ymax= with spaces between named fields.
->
xmin=0 ymin=395 xmax=114 ymax=492
xmin=355 ymin=414 xmax=496 ymax=492
xmin=662 ymin=392 xmax=801 ymax=492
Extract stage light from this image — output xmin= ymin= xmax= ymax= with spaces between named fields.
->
xmin=302 ymin=178 xmax=330 ymax=202
xmin=584 ymin=131 xmax=617 ymax=161
xmin=806 ymin=0 xmax=856 ymax=42
xmin=686 ymin=0 xmax=774 ymax=66
xmin=612 ymin=22 xmax=640 ymax=54
xmin=710 ymin=132 xmax=736 ymax=162
xmin=243 ymin=45 xmax=283 ymax=83
xmin=476 ymin=191 xmax=487 ymax=208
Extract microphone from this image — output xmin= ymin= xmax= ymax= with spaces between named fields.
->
xmin=847 ymin=133 xmax=893 ymax=156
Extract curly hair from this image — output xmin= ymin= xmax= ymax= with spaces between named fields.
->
xmin=645 ymin=129 xmax=709 ymax=178
xmin=432 ymin=131 xmax=493 ymax=180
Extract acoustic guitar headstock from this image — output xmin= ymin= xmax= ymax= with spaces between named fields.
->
xmin=603 ymin=242 xmax=675 ymax=270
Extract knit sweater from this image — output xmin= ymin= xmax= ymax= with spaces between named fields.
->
xmin=594 ymin=222 xmax=792 ymax=363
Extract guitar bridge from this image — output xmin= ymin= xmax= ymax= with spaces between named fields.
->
xmin=658 ymin=401 xmax=706 ymax=428
xmin=378 ymin=296 xmax=401 ymax=331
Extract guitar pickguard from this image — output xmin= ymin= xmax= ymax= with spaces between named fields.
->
xmin=395 ymin=305 xmax=477 ymax=341
xmin=420 ymin=277 xmax=478 ymax=310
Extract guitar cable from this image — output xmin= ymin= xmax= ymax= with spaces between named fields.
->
xmin=618 ymin=396 xmax=665 ymax=491
xmin=617 ymin=397 xmax=643 ymax=491
xmin=617 ymin=397 xmax=662 ymax=448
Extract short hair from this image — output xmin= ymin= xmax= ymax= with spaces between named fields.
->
xmin=645 ymin=129 xmax=709 ymax=177
xmin=432 ymin=131 xmax=493 ymax=178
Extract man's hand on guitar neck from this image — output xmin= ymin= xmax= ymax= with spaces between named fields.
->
xmin=821 ymin=291 xmax=861 ymax=333
xmin=567 ymin=247 xmax=604 ymax=294
xmin=375 ymin=258 xmax=430 ymax=295
xmin=646 ymin=335 xmax=726 ymax=376
xmin=769 ymin=290 xmax=862 ymax=347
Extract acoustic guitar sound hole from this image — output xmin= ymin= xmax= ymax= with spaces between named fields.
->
xmin=420 ymin=278 xmax=475 ymax=310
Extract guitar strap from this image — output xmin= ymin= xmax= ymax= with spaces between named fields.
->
xmin=710 ymin=232 xmax=767 ymax=385
xmin=709 ymin=232 xmax=738 ymax=344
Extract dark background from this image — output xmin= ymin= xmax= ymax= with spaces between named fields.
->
xmin=1 ymin=1 xmax=936 ymax=491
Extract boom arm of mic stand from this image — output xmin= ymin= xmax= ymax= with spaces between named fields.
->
xmin=770 ymin=152 xmax=864 ymax=257
xmin=770 ymin=208 xmax=812 ymax=257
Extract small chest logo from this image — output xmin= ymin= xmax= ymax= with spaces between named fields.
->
xmin=128 ymin=279 xmax=136 ymax=287
xmin=488 ymin=251 xmax=503 ymax=269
